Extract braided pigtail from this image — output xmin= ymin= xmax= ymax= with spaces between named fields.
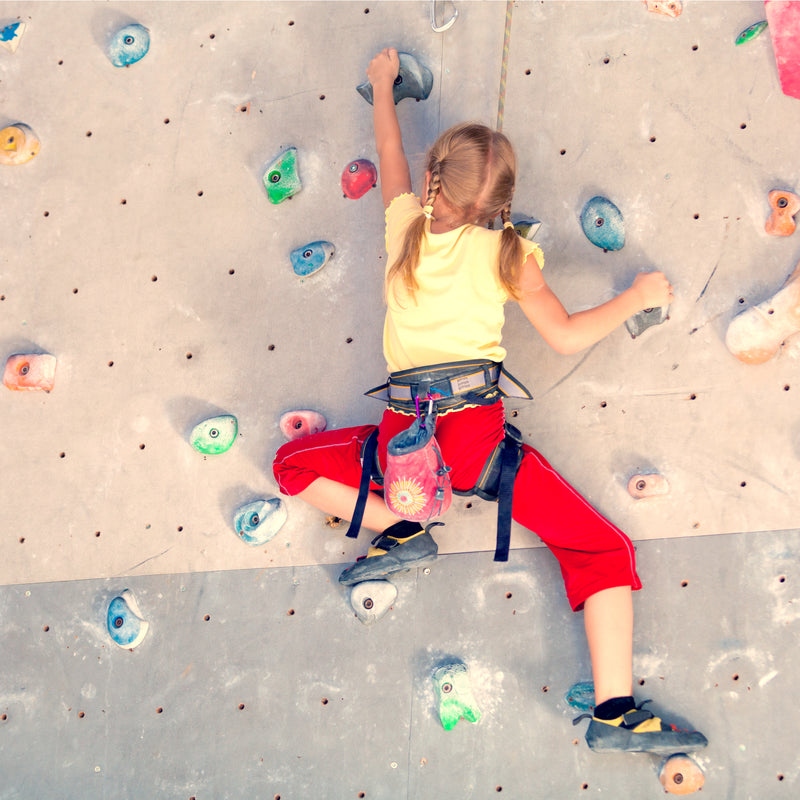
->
xmin=386 ymin=165 xmax=441 ymax=299
xmin=498 ymin=205 xmax=524 ymax=300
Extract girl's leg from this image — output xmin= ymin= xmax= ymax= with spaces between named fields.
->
xmin=583 ymin=586 xmax=633 ymax=705
xmin=297 ymin=477 xmax=399 ymax=532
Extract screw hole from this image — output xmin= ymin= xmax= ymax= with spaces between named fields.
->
xmin=779 ymin=575 xmax=786 ymax=583
xmin=287 ymin=608 xmax=295 ymax=616
xmin=186 ymin=353 xmax=193 ymax=359
xmin=681 ymin=580 xmax=688 ymax=588
xmin=156 ymin=707 xmax=163 ymax=714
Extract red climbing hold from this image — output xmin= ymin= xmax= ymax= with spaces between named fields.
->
xmin=341 ymin=159 xmax=377 ymax=200
xmin=3 ymin=354 xmax=56 ymax=392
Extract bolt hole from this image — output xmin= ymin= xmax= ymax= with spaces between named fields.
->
xmin=78 ymin=711 xmax=85 ymax=719
xmin=649 ymin=136 xmax=656 ymax=143
xmin=43 ymin=625 xmax=49 ymax=632
xmin=287 ymin=608 xmax=295 ymax=616
xmin=779 ymin=575 xmax=786 ymax=583
xmin=238 ymin=703 xmax=245 ymax=710
xmin=732 ymin=674 xmax=739 ymax=681
xmin=560 ymin=149 xmax=566 ymax=155
xmin=681 ymin=580 xmax=688 ymax=588
xmin=693 ymin=213 xmax=700 ymax=220
xmin=322 ymin=698 xmax=329 ymax=705
xmin=156 ymin=707 xmax=163 ymax=713
xmin=95 ymin=531 xmax=101 ymax=537
xmin=164 ymin=118 xmax=170 ymax=124
xmin=186 ymin=353 xmax=193 ymax=359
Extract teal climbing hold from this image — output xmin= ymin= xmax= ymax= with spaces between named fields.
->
xmin=565 ymin=680 xmax=595 ymax=712
xmin=263 ymin=147 xmax=301 ymax=204
xmin=107 ymin=23 xmax=150 ymax=67
xmin=233 ymin=498 xmax=287 ymax=546
xmin=433 ymin=662 xmax=481 ymax=731
xmin=580 ymin=196 xmax=625 ymax=251
xmin=190 ymin=414 xmax=238 ymax=454
xmin=736 ymin=20 xmax=768 ymax=45
xmin=357 ymin=52 xmax=433 ymax=105
xmin=107 ymin=590 xmax=149 ymax=649
xmin=290 ymin=241 xmax=334 ymax=277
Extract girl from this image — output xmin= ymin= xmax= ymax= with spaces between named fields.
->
xmin=274 ymin=48 xmax=707 ymax=756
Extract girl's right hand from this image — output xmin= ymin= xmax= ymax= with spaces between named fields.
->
xmin=632 ymin=270 xmax=674 ymax=310
xmin=367 ymin=48 xmax=400 ymax=88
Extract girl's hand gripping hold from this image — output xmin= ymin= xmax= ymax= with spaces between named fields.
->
xmin=631 ymin=270 xmax=674 ymax=310
xmin=367 ymin=48 xmax=400 ymax=89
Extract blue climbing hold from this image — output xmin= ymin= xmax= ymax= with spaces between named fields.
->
xmin=290 ymin=241 xmax=335 ymax=278
xmin=0 ymin=21 xmax=26 ymax=53
xmin=107 ymin=23 xmax=150 ymax=67
xmin=565 ymin=681 xmax=595 ymax=712
xmin=357 ymin=52 xmax=434 ymax=105
xmin=107 ymin=590 xmax=149 ymax=649
xmin=580 ymin=196 xmax=625 ymax=251
xmin=233 ymin=498 xmax=287 ymax=546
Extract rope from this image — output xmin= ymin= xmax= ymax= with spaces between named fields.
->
xmin=496 ymin=0 xmax=514 ymax=132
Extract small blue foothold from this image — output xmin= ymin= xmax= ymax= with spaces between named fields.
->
xmin=580 ymin=196 xmax=625 ymax=251
xmin=107 ymin=590 xmax=149 ymax=649
xmin=290 ymin=241 xmax=335 ymax=278
xmin=107 ymin=23 xmax=150 ymax=67
xmin=233 ymin=497 xmax=287 ymax=546
xmin=565 ymin=681 xmax=595 ymax=712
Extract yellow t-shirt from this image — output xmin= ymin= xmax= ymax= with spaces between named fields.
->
xmin=383 ymin=193 xmax=544 ymax=373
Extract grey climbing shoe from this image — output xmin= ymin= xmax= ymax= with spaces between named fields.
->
xmin=574 ymin=700 xmax=708 ymax=755
xmin=338 ymin=523 xmax=440 ymax=585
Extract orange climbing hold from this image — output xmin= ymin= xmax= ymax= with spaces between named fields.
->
xmin=628 ymin=473 xmax=670 ymax=499
xmin=659 ymin=753 xmax=705 ymax=794
xmin=279 ymin=410 xmax=327 ymax=441
xmin=726 ymin=260 xmax=800 ymax=364
xmin=645 ymin=0 xmax=682 ymax=17
xmin=765 ymin=189 xmax=800 ymax=236
xmin=3 ymin=354 xmax=57 ymax=392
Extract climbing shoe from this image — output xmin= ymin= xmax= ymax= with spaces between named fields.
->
xmin=574 ymin=699 xmax=708 ymax=755
xmin=338 ymin=523 xmax=441 ymax=585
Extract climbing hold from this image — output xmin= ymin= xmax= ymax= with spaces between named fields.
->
xmin=233 ymin=497 xmax=287 ymax=546
xmin=564 ymin=681 xmax=595 ymax=712
xmin=279 ymin=410 xmax=327 ymax=441
xmin=513 ymin=218 xmax=542 ymax=241
xmin=765 ymin=189 xmax=799 ymax=236
xmin=628 ymin=473 xmax=670 ymax=500
xmin=766 ymin=0 xmax=800 ymax=99
xmin=625 ymin=305 xmax=670 ymax=338
xmin=0 ymin=21 xmax=26 ymax=53
xmin=580 ymin=196 xmax=624 ymax=251
xmin=263 ymin=147 xmax=301 ymax=204
xmin=659 ymin=754 xmax=705 ymax=795
xmin=341 ymin=159 xmax=377 ymax=199
xmin=107 ymin=590 xmax=149 ymax=649
xmin=3 ymin=354 xmax=56 ymax=392
xmin=350 ymin=580 xmax=397 ymax=625
xmin=189 ymin=414 xmax=238 ymax=454
xmin=433 ymin=662 xmax=481 ymax=731
xmin=290 ymin=241 xmax=334 ymax=278
xmin=726 ymin=260 xmax=800 ymax=364
xmin=645 ymin=0 xmax=682 ymax=17
xmin=357 ymin=52 xmax=434 ymax=106
xmin=736 ymin=20 xmax=768 ymax=45
xmin=0 ymin=123 xmax=40 ymax=166
xmin=107 ymin=23 xmax=150 ymax=67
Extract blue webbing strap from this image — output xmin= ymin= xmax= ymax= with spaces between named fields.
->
xmin=494 ymin=434 xmax=520 ymax=562
xmin=346 ymin=428 xmax=380 ymax=539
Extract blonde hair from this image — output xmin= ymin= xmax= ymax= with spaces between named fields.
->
xmin=387 ymin=122 xmax=524 ymax=300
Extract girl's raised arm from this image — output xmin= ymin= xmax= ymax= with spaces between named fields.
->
xmin=368 ymin=48 xmax=412 ymax=207
xmin=516 ymin=253 xmax=674 ymax=355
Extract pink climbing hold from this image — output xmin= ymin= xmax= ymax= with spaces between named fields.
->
xmin=644 ymin=0 xmax=682 ymax=17
xmin=341 ymin=159 xmax=377 ymax=200
xmin=279 ymin=410 xmax=327 ymax=441
xmin=3 ymin=354 xmax=57 ymax=392
xmin=627 ymin=473 xmax=670 ymax=499
xmin=766 ymin=0 xmax=800 ymax=99
xmin=725 ymin=259 xmax=800 ymax=364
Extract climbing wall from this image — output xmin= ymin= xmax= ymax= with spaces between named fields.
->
xmin=1 ymin=1 xmax=799 ymax=797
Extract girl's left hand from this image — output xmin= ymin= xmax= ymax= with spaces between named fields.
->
xmin=632 ymin=270 xmax=674 ymax=310
xmin=367 ymin=48 xmax=400 ymax=88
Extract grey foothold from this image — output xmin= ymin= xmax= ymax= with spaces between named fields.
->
xmin=350 ymin=580 xmax=397 ymax=625
xmin=626 ymin=306 xmax=669 ymax=338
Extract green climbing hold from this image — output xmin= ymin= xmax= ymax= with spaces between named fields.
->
xmin=190 ymin=414 xmax=238 ymax=454
xmin=433 ymin=662 xmax=481 ymax=731
xmin=735 ymin=20 xmax=768 ymax=45
xmin=263 ymin=147 xmax=301 ymax=204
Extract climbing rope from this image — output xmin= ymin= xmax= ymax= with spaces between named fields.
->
xmin=496 ymin=0 xmax=514 ymax=132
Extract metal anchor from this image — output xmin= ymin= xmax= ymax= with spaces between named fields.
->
xmin=431 ymin=0 xmax=458 ymax=32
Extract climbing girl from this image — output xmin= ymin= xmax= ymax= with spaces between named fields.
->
xmin=274 ymin=47 xmax=707 ymax=756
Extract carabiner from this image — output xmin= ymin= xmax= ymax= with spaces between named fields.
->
xmin=431 ymin=0 xmax=458 ymax=33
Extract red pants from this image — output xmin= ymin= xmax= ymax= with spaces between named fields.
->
xmin=273 ymin=403 xmax=641 ymax=611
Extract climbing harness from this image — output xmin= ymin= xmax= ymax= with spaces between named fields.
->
xmin=350 ymin=360 xmax=530 ymax=561
xmin=431 ymin=0 xmax=458 ymax=32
